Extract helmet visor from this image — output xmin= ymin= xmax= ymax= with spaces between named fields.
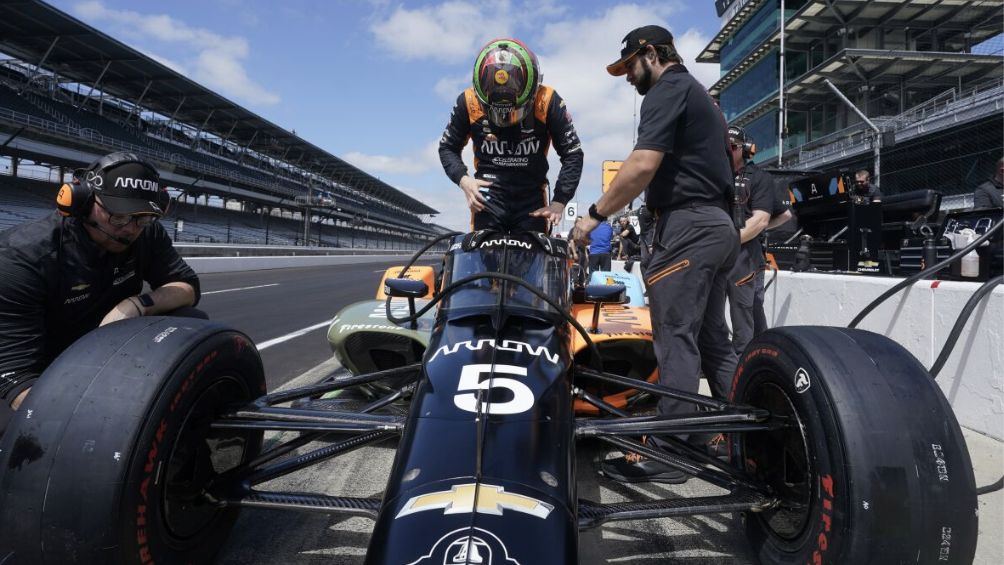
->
xmin=487 ymin=103 xmax=527 ymax=128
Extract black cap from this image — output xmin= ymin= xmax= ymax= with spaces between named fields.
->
xmin=727 ymin=125 xmax=749 ymax=144
xmin=607 ymin=25 xmax=674 ymax=76
xmin=84 ymin=153 xmax=164 ymax=216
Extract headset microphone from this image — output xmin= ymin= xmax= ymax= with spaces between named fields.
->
xmin=85 ymin=220 xmax=132 ymax=246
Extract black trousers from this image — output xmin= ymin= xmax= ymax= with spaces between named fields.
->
xmin=726 ymin=245 xmax=763 ymax=356
xmin=753 ymin=269 xmax=768 ymax=335
xmin=588 ymin=252 xmax=611 ymax=273
xmin=644 ymin=206 xmax=739 ymax=439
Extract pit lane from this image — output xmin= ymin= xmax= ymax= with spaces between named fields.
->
xmin=199 ymin=263 xmax=1002 ymax=564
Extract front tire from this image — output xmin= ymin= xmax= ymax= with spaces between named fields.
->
xmin=732 ymin=327 xmax=977 ymax=565
xmin=0 ymin=317 xmax=265 ymax=564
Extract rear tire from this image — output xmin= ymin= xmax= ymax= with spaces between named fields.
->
xmin=731 ymin=326 xmax=977 ymax=565
xmin=0 ymin=317 xmax=265 ymax=564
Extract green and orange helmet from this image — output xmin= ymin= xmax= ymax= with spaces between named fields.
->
xmin=472 ymin=38 xmax=541 ymax=128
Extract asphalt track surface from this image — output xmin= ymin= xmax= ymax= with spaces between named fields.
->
xmin=199 ymin=263 xmax=1002 ymax=564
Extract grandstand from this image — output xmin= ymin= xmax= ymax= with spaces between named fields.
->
xmin=0 ymin=0 xmax=440 ymax=250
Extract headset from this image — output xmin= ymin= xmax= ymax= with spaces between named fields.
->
xmin=727 ymin=125 xmax=756 ymax=160
xmin=56 ymin=152 xmax=162 ymax=218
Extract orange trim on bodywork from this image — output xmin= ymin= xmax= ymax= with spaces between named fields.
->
xmin=375 ymin=266 xmax=436 ymax=299
xmin=570 ymin=303 xmax=658 ymax=414
xmin=765 ymin=252 xmax=779 ymax=271
xmin=645 ymin=259 xmax=690 ymax=286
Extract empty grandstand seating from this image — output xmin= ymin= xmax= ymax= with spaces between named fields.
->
xmin=1 ymin=170 xmax=427 ymax=248
xmin=0 ymin=83 xmax=50 ymax=119
xmin=0 ymin=175 xmax=59 ymax=230
xmin=2 ymin=76 xmax=434 ymax=246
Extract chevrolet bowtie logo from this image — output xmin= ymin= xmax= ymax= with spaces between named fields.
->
xmin=396 ymin=483 xmax=554 ymax=520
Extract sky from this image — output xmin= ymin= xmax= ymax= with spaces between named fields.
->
xmin=47 ymin=0 xmax=725 ymax=232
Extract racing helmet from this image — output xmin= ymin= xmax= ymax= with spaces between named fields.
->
xmin=472 ymin=38 xmax=541 ymax=128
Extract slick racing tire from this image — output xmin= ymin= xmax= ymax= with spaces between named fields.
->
xmin=0 ymin=317 xmax=266 ymax=565
xmin=731 ymin=326 xmax=977 ymax=565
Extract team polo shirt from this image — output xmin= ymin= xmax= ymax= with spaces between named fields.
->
xmin=634 ymin=65 xmax=733 ymax=211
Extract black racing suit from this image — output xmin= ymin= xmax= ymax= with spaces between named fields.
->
xmin=439 ymin=86 xmax=583 ymax=233
xmin=0 ymin=213 xmax=200 ymax=432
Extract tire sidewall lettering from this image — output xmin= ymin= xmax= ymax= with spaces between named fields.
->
xmin=732 ymin=341 xmax=844 ymax=565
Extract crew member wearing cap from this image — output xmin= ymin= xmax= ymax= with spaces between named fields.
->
xmin=726 ymin=126 xmax=787 ymax=356
xmin=0 ymin=152 xmax=201 ymax=437
xmin=571 ymin=25 xmax=739 ymax=484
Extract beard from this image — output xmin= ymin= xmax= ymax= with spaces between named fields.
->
xmin=634 ymin=57 xmax=655 ymax=96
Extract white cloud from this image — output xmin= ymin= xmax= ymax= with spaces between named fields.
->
xmin=139 ymin=50 xmax=188 ymax=76
xmin=370 ymin=1 xmax=513 ymax=64
xmin=434 ymin=74 xmax=469 ymax=102
xmin=73 ymin=1 xmax=279 ymax=106
xmin=396 ymin=182 xmax=474 ymax=232
xmin=675 ymin=28 xmax=721 ymax=89
xmin=343 ymin=139 xmax=442 ymax=176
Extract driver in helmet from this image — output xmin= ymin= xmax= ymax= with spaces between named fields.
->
xmin=439 ymin=38 xmax=583 ymax=234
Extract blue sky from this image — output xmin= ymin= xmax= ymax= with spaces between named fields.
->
xmin=48 ymin=1 xmax=725 ymax=231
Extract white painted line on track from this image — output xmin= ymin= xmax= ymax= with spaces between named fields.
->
xmin=257 ymin=319 xmax=332 ymax=350
xmin=203 ymin=283 xmax=279 ymax=295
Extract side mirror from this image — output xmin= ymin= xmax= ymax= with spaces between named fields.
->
xmin=584 ymin=283 xmax=626 ymax=333
xmin=384 ymin=278 xmax=429 ymax=299
xmin=384 ymin=278 xmax=429 ymax=327
xmin=584 ymin=284 xmax=626 ymax=304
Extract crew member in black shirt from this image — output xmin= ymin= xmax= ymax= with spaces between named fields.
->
xmin=439 ymin=38 xmax=583 ymax=233
xmin=725 ymin=126 xmax=777 ymax=356
xmin=754 ymin=180 xmax=793 ymax=336
xmin=0 ymin=152 xmax=201 ymax=438
xmin=853 ymin=169 xmax=882 ymax=203
xmin=615 ymin=215 xmax=639 ymax=259
xmin=572 ymin=25 xmax=739 ymax=484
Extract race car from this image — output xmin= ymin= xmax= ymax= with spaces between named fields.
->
xmin=0 ymin=230 xmax=978 ymax=564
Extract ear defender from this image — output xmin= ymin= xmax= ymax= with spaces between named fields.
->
xmin=157 ymin=188 xmax=173 ymax=216
xmin=55 ymin=182 xmax=94 ymax=217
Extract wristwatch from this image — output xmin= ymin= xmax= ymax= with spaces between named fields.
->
xmin=137 ymin=293 xmax=155 ymax=308
xmin=588 ymin=203 xmax=608 ymax=222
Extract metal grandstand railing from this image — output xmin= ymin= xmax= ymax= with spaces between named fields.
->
xmin=889 ymin=78 xmax=1004 ymax=127
xmin=793 ymin=78 xmax=1004 ymax=168
xmin=0 ymin=103 xmax=426 ymax=234
xmin=0 ymin=105 xmax=289 ymax=194
xmin=1 ymin=71 xmax=430 ymax=232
